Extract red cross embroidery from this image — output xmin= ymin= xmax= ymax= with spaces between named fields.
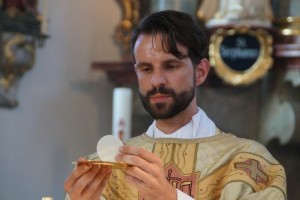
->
xmin=235 ymin=159 xmax=269 ymax=184
xmin=164 ymin=163 xmax=199 ymax=198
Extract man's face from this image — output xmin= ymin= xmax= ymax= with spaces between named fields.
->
xmin=133 ymin=34 xmax=197 ymax=119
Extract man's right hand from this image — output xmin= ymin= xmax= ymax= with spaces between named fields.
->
xmin=64 ymin=158 xmax=112 ymax=200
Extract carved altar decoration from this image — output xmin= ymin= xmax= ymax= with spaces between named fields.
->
xmin=196 ymin=0 xmax=274 ymax=86
xmin=114 ymin=0 xmax=140 ymax=60
xmin=209 ymin=28 xmax=273 ymax=86
xmin=274 ymin=17 xmax=300 ymax=87
xmin=0 ymin=0 xmax=48 ymax=108
xmin=197 ymin=0 xmax=274 ymax=28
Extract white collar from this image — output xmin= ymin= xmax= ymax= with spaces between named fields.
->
xmin=146 ymin=107 xmax=215 ymax=139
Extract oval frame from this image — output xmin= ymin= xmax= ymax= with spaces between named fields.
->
xmin=209 ymin=28 xmax=273 ymax=86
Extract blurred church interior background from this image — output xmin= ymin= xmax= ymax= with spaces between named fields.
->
xmin=0 ymin=0 xmax=299 ymax=199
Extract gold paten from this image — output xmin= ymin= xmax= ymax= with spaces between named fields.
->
xmin=73 ymin=160 xmax=128 ymax=170
xmin=209 ymin=28 xmax=273 ymax=86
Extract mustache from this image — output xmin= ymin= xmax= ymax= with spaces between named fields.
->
xmin=146 ymin=87 xmax=176 ymax=98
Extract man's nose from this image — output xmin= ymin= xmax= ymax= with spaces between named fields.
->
xmin=151 ymin=71 xmax=166 ymax=87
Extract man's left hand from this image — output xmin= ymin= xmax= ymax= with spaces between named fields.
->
xmin=115 ymin=145 xmax=177 ymax=200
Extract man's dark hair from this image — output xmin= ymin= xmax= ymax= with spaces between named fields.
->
xmin=130 ymin=10 xmax=208 ymax=66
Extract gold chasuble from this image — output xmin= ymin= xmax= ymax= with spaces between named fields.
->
xmin=100 ymin=132 xmax=286 ymax=200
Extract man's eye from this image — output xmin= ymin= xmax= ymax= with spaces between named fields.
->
xmin=166 ymin=65 xmax=177 ymax=70
xmin=141 ymin=67 xmax=152 ymax=72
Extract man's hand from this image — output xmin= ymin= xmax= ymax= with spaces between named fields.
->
xmin=115 ymin=146 xmax=177 ymax=200
xmin=64 ymin=158 xmax=112 ymax=200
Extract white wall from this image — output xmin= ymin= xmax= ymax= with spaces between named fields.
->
xmin=0 ymin=0 xmax=121 ymax=199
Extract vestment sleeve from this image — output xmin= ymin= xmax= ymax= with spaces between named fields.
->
xmin=220 ymin=182 xmax=286 ymax=200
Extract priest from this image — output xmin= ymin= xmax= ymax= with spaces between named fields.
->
xmin=64 ymin=10 xmax=286 ymax=200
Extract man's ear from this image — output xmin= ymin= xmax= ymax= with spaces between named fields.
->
xmin=195 ymin=58 xmax=210 ymax=86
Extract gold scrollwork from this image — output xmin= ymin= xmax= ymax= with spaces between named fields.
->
xmin=275 ymin=16 xmax=300 ymax=36
xmin=114 ymin=0 xmax=140 ymax=57
xmin=1 ymin=34 xmax=35 ymax=89
xmin=209 ymin=28 xmax=273 ymax=86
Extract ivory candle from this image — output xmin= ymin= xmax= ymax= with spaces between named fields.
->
xmin=112 ymin=87 xmax=132 ymax=142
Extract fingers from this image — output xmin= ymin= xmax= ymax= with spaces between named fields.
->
xmin=64 ymin=163 xmax=92 ymax=193
xmin=114 ymin=146 xmax=177 ymax=200
xmin=116 ymin=146 xmax=163 ymax=175
xmin=71 ymin=166 xmax=101 ymax=197
xmin=117 ymin=146 xmax=161 ymax=164
xmin=124 ymin=164 xmax=158 ymax=189
xmin=83 ymin=166 xmax=112 ymax=199
xmin=115 ymin=145 xmax=164 ymax=189
xmin=124 ymin=171 xmax=145 ymax=187
xmin=64 ymin=158 xmax=112 ymax=200
xmin=94 ymin=168 xmax=112 ymax=198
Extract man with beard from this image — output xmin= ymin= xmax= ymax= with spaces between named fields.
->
xmin=64 ymin=10 xmax=286 ymax=200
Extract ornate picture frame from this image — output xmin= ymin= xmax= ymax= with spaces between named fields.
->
xmin=209 ymin=28 xmax=273 ymax=86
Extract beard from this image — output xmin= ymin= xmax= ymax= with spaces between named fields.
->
xmin=139 ymin=84 xmax=196 ymax=119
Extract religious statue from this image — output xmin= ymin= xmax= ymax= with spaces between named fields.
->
xmin=197 ymin=0 xmax=274 ymax=28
